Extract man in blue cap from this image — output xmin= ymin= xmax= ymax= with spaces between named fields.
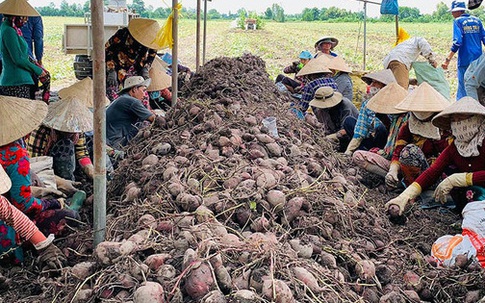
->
xmin=442 ymin=1 xmax=485 ymax=100
xmin=275 ymin=50 xmax=313 ymax=93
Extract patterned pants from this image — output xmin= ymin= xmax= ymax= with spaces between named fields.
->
xmin=399 ymin=144 xmax=430 ymax=187
xmin=48 ymin=138 xmax=76 ymax=181
xmin=0 ymin=85 xmax=32 ymax=99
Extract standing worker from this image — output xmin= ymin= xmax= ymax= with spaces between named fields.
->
xmin=21 ymin=15 xmax=44 ymax=100
xmin=442 ymin=1 xmax=485 ymax=100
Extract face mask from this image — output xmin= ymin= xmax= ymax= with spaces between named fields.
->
xmin=413 ymin=111 xmax=434 ymax=121
xmin=369 ymin=87 xmax=380 ymax=96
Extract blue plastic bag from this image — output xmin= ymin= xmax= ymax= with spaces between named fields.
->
xmin=380 ymin=0 xmax=399 ymax=15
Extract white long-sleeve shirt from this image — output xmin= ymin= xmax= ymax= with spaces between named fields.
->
xmin=383 ymin=37 xmax=436 ymax=70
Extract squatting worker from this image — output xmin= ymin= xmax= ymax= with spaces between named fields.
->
xmin=106 ymin=76 xmax=156 ymax=149
xmin=442 ymin=1 xmax=485 ymax=100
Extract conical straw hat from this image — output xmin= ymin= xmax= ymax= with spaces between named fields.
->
xmin=367 ymin=82 xmax=408 ymax=114
xmin=128 ymin=18 xmax=162 ymax=50
xmin=42 ymin=97 xmax=93 ymax=133
xmin=0 ymin=0 xmax=39 ymax=16
xmin=58 ymin=77 xmax=110 ymax=108
xmin=296 ymin=55 xmax=331 ymax=77
xmin=320 ymin=55 xmax=352 ymax=73
xmin=361 ymin=69 xmax=396 ymax=85
xmin=395 ymin=82 xmax=451 ymax=113
xmin=314 ymin=36 xmax=339 ymax=48
xmin=0 ymin=96 xmax=47 ymax=146
xmin=147 ymin=56 xmax=172 ymax=92
xmin=0 ymin=165 xmax=11 ymax=195
xmin=432 ymin=96 xmax=485 ymax=130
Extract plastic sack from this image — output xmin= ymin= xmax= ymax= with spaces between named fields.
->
xmin=153 ymin=3 xmax=182 ymax=49
xmin=412 ymin=62 xmax=451 ymax=100
xmin=380 ymin=0 xmax=399 ymax=15
xmin=431 ymin=234 xmax=476 ymax=267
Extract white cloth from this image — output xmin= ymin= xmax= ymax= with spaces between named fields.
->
xmin=383 ymin=37 xmax=436 ymax=70
xmin=30 ymin=156 xmax=57 ymax=190
xmin=451 ymin=115 xmax=485 ymax=157
xmin=408 ymin=113 xmax=441 ymax=140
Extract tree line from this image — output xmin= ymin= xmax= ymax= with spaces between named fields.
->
xmin=36 ymin=0 xmax=485 ymax=23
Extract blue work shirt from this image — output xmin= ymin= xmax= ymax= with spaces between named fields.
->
xmin=21 ymin=16 xmax=44 ymax=62
xmin=451 ymin=13 xmax=485 ymax=67
xmin=465 ymin=53 xmax=485 ymax=99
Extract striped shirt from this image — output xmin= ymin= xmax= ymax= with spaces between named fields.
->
xmin=0 ymin=195 xmax=38 ymax=241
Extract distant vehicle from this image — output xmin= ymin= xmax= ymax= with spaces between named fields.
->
xmin=63 ymin=0 xmax=139 ymax=79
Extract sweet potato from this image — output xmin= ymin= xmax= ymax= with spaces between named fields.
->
xmin=133 ymin=281 xmax=166 ymax=303
xmin=355 ymin=260 xmax=376 ymax=282
xmin=130 ymin=263 xmax=149 ymax=281
xmin=210 ymin=254 xmax=232 ymax=293
xmin=71 ymin=289 xmax=93 ymax=303
xmin=250 ymin=216 xmax=271 ymax=232
xmin=283 ymin=197 xmax=304 ymax=223
xmin=152 ymin=142 xmax=171 ymax=155
xmin=289 ymin=239 xmax=313 ymax=258
xmin=70 ymin=261 xmax=96 ymax=280
xmin=262 ymin=279 xmax=295 ymax=303
xmin=95 ymin=241 xmax=122 ymax=265
xmin=195 ymin=205 xmax=214 ymax=223
xmin=137 ymin=214 xmax=158 ymax=230
xmin=144 ymin=253 xmax=172 ymax=271
xmin=185 ymin=262 xmax=214 ymax=300
xmin=156 ymin=264 xmax=177 ymax=280
xmin=201 ymin=290 xmax=226 ymax=303
xmin=142 ymin=154 xmax=159 ymax=166
xmin=403 ymin=271 xmax=423 ymax=292
xmin=292 ymin=266 xmax=323 ymax=293
xmin=122 ymin=186 xmax=141 ymax=203
xmin=176 ymin=193 xmax=202 ymax=211
xmin=163 ymin=166 xmax=179 ymax=181
xmin=266 ymin=190 xmax=286 ymax=212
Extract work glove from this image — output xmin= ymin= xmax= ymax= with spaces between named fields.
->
xmin=107 ymin=69 xmax=118 ymax=87
xmin=81 ymin=163 xmax=94 ymax=180
xmin=31 ymin=186 xmax=66 ymax=198
xmin=344 ymin=138 xmax=362 ymax=156
xmin=433 ymin=173 xmax=473 ymax=204
xmin=30 ymin=171 xmax=44 ymax=187
xmin=326 ymin=133 xmax=339 ymax=143
xmin=55 ymin=176 xmax=81 ymax=196
xmin=385 ymin=162 xmax=400 ymax=189
xmin=37 ymin=243 xmax=66 ymax=270
xmin=385 ymin=182 xmax=422 ymax=216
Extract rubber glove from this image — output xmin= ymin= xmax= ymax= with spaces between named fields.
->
xmin=344 ymin=138 xmax=363 ymax=156
xmin=326 ymin=133 xmax=339 ymax=143
xmin=385 ymin=162 xmax=400 ymax=188
xmin=81 ymin=163 xmax=94 ymax=180
xmin=385 ymin=182 xmax=422 ymax=216
xmin=434 ymin=173 xmax=473 ymax=204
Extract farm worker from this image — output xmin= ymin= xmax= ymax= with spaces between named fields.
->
xmin=328 ymin=56 xmax=354 ymax=102
xmin=21 ymin=16 xmax=44 ymax=100
xmin=309 ymin=86 xmax=358 ymax=151
xmin=0 ymin=165 xmax=66 ymax=268
xmin=275 ymin=50 xmax=312 ymax=93
xmin=343 ymin=69 xmax=397 ymax=156
xmin=292 ymin=55 xmax=338 ymax=116
xmin=383 ymin=82 xmax=452 ymax=191
xmin=385 ymin=96 xmax=485 ymax=217
xmin=147 ymin=56 xmax=173 ymax=111
xmin=106 ymin=76 xmax=156 ymax=149
xmin=159 ymin=52 xmax=193 ymax=90
xmin=464 ymin=53 xmax=485 ymax=106
xmin=314 ymin=36 xmax=338 ymax=58
xmin=0 ymin=95 xmax=81 ymax=264
xmin=27 ymin=96 xmax=94 ymax=182
xmin=441 ymin=1 xmax=485 ymax=100
xmin=352 ymin=83 xmax=409 ymax=178
xmin=105 ymin=18 xmax=161 ymax=101
xmin=0 ymin=0 xmax=48 ymax=100
xmin=382 ymin=27 xmax=437 ymax=89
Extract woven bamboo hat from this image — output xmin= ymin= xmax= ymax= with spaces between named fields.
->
xmin=0 ymin=165 xmax=11 ymax=195
xmin=432 ymin=97 xmax=485 ymax=129
xmin=0 ymin=0 xmax=39 ymax=16
xmin=361 ymin=69 xmax=396 ymax=86
xmin=127 ymin=18 xmax=162 ymax=50
xmin=314 ymin=36 xmax=339 ymax=48
xmin=320 ymin=55 xmax=352 ymax=73
xmin=395 ymin=82 xmax=450 ymax=113
xmin=147 ymin=56 xmax=172 ymax=92
xmin=58 ymin=77 xmax=110 ymax=108
xmin=309 ymin=87 xmax=343 ymax=109
xmin=296 ymin=56 xmax=332 ymax=77
xmin=43 ymin=97 xmax=93 ymax=133
xmin=0 ymin=96 xmax=47 ymax=146
xmin=367 ymin=82 xmax=408 ymax=114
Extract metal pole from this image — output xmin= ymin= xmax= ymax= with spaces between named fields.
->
xmin=171 ymin=0 xmax=178 ymax=106
xmin=395 ymin=15 xmax=399 ymax=44
xmin=196 ymin=0 xmax=201 ymax=72
xmin=363 ymin=1 xmax=367 ymax=70
xmin=91 ymin=0 xmax=107 ymax=247
xmin=203 ymin=0 xmax=208 ymax=64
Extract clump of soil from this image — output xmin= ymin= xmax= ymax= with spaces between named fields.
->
xmin=0 ymin=54 xmax=483 ymax=303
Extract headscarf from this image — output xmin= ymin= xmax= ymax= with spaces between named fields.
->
xmin=408 ymin=112 xmax=441 ymax=140
xmin=451 ymin=115 xmax=485 ymax=157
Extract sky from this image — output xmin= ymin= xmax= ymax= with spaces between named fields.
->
xmin=29 ymin=0 xmax=451 ymax=17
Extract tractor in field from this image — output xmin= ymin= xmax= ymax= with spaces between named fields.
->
xmin=62 ymin=0 xmax=139 ymax=79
